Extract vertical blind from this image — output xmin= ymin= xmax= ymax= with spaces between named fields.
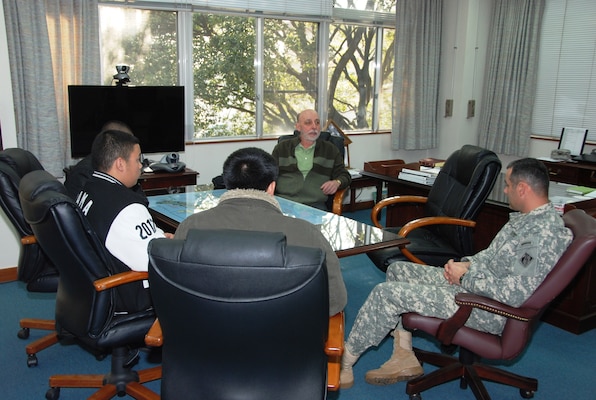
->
xmin=531 ymin=0 xmax=596 ymax=142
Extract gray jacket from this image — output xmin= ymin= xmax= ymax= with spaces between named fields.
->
xmin=174 ymin=189 xmax=348 ymax=316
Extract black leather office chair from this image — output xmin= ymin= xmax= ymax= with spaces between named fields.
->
xmin=0 ymin=148 xmax=60 ymax=366
xmin=402 ymin=209 xmax=596 ymax=400
xmin=367 ymin=145 xmax=502 ymax=271
xmin=147 ymin=229 xmax=336 ymax=399
xmin=19 ymin=170 xmax=160 ymax=400
xmin=277 ymin=130 xmax=349 ymax=214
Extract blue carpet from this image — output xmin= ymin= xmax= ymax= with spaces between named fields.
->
xmin=1 ymin=208 xmax=594 ymax=399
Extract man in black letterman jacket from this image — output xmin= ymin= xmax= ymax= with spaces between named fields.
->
xmin=76 ymin=130 xmax=171 ymax=312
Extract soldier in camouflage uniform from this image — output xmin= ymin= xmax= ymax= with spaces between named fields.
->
xmin=340 ymin=158 xmax=573 ymax=389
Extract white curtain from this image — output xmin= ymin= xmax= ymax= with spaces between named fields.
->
xmin=478 ymin=0 xmax=545 ymax=156
xmin=391 ymin=0 xmax=442 ymax=150
xmin=4 ymin=0 xmax=100 ymax=176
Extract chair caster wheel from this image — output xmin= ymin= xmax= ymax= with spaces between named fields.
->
xmin=520 ymin=389 xmax=535 ymax=399
xmin=27 ymin=354 xmax=38 ymax=367
xmin=18 ymin=327 xmax=30 ymax=339
xmin=46 ymin=387 xmax=60 ymax=400
xmin=409 ymin=394 xmax=422 ymax=400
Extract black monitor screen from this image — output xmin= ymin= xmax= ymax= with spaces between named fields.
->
xmin=68 ymin=85 xmax=185 ymax=158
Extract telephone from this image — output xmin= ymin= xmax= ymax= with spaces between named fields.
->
xmin=149 ymin=153 xmax=186 ymax=173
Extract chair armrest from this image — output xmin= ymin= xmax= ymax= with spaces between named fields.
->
xmin=371 ymin=195 xmax=428 ymax=228
xmin=398 ymin=216 xmax=476 ymax=237
xmin=332 ymin=187 xmax=349 ymax=215
xmin=454 ymin=293 xmax=536 ymax=322
xmin=145 ymin=319 xmax=163 ymax=347
xmin=94 ymin=271 xmax=149 ymax=291
xmin=21 ymin=235 xmax=37 ymax=245
xmin=325 ymin=311 xmax=344 ymax=357
xmin=395 ymin=217 xmax=476 ymax=265
xmin=436 ymin=292 xmax=536 ymax=344
xmin=326 ymin=311 xmax=344 ymax=391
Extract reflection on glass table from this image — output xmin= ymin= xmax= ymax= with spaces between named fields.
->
xmin=148 ymin=188 xmax=408 ymax=258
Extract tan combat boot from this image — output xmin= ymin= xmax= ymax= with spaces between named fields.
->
xmin=364 ymin=330 xmax=423 ymax=385
xmin=339 ymin=347 xmax=359 ymax=389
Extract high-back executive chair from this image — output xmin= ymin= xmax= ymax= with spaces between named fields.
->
xmin=277 ymin=130 xmax=349 ymax=215
xmin=367 ymin=144 xmax=502 ymax=271
xmin=147 ymin=229 xmax=342 ymax=400
xmin=19 ymin=170 xmax=160 ymax=400
xmin=402 ymin=209 xmax=596 ymax=400
xmin=0 ymin=148 xmax=60 ymax=366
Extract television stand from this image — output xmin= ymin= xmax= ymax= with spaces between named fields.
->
xmin=139 ymin=168 xmax=198 ymax=195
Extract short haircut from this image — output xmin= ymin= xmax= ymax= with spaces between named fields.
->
xmin=507 ymin=158 xmax=550 ymax=197
xmin=222 ymin=147 xmax=278 ymax=191
xmin=100 ymin=120 xmax=133 ymax=135
xmin=91 ymin=130 xmax=140 ymax=172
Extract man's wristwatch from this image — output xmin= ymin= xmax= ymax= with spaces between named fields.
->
xmin=335 ymin=179 xmax=342 ymax=186
xmin=459 ymin=272 xmax=466 ymax=285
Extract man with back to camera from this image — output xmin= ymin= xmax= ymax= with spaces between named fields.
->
xmin=64 ymin=120 xmax=148 ymax=204
xmin=272 ymin=109 xmax=351 ymax=210
xmin=174 ymin=147 xmax=348 ymax=316
xmin=75 ymin=130 xmax=172 ymax=312
xmin=339 ymin=158 xmax=573 ymax=389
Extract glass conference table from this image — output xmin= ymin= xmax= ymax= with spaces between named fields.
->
xmin=148 ymin=188 xmax=408 ymax=258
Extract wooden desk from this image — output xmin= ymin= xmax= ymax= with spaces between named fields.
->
xmin=541 ymin=159 xmax=596 ymax=186
xmin=138 ymin=168 xmax=198 ymax=194
xmin=343 ymin=175 xmax=383 ymax=212
xmin=360 ymin=170 xmax=596 ymax=334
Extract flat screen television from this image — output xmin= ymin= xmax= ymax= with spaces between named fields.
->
xmin=68 ymin=85 xmax=185 ymax=158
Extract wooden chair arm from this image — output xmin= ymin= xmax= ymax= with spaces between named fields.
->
xmin=325 ymin=311 xmax=344 ymax=357
xmin=326 ymin=311 xmax=345 ymax=391
xmin=370 ymin=195 xmax=428 ymax=228
xmin=332 ymin=187 xmax=349 ymax=215
xmin=396 ymin=217 xmax=476 ymax=265
xmin=398 ymin=216 xmax=476 ymax=237
xmin=145 ymin=319 xmax=163 ymax=347
xmin=21 ymin=234 xmax=37 ymax=245
xmin=94 ymin=271 xmax=149 ymax=291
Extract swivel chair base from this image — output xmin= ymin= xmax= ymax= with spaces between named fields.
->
xmin=406 ymin=347 xmax=537 ymax=400
xmin=18 ymin=318 xmax=58 ymax=367
xmin=45 ymin=347 xmax=161 ymax=400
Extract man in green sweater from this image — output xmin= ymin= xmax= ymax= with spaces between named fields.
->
xmin=272 ymin=109 xmax=351 ymax=210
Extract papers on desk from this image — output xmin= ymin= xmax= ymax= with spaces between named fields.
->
xmin=347 ymin=168 xmax=362 ymax=178
xmin=565 ymin=185 xmax=596 ymax=196
xmin=397 ymin=168 xmax=438 ymax=185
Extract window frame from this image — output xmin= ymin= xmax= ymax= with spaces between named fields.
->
xmin=98 ymin=0 xmax=396 ymax=142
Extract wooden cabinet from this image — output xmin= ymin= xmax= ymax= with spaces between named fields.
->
xmin=138 ymin=168 xmax=198 ymax=194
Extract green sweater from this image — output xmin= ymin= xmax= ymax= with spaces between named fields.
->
xmin=272 ymin=137 xmax=351 ymax=207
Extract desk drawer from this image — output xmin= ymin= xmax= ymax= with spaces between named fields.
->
xmin=578 ymin=169 xmax=596 ymax=186
xmin=544 ymin=163 xmax=579 ymax=184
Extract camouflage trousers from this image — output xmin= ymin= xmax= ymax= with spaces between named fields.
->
xmin=345 ymin=261 xmax=498 ymax=356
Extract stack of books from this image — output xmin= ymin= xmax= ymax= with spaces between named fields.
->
xmin=398 ymin=167 xmax=439 ymax=185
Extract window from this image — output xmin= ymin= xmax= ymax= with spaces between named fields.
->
xmin=263 ymin=19 xmax=319 ymax=136
xmin=328 ymin=23 xmax=394 ymax=132
xmin=98 ymin=1 xmax=396 ymax=140
xmin=192 ymin=14 xmax=256 ymax=139
xmin=531 ymin=0 xmax=596 ymax=142
xmin=99 ymin=7 xmax=178 ymax=86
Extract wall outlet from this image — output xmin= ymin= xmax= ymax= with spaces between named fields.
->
xmin=467 ymin=100 xmax=475 ymax=118
xmin=445 ymin=99 xmax=453 ymax=117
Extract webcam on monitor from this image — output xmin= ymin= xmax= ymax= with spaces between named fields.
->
xmin=113 ymin=65 xmax=131 ymax=86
